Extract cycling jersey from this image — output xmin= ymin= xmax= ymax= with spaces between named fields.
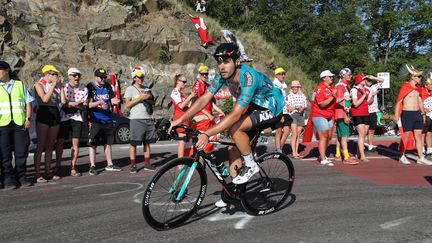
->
xmin=208 ymin=64 xmax=284 ymax=116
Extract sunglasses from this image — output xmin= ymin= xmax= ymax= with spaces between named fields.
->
xmin=70 ymin=73 xmax=81 ymax=78
xmin=415 ymin=75 xmax=423 ymax=78
xmin=49 ymin=72 xmax=59 ymax=76
xmin=200 ymin=73 xmax=209 ymax=76
xmin=135 ymin=76 xmax=144 ymax=79
xmin=178 ymin=79 xmax=187 ymax=83
xmin=278 ymin=73 xmax=286 ymax=76
xmin=99 ymin=76 xmax=107 ymax=79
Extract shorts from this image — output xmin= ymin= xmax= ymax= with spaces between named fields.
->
xmin=130 ymin=119 xmax=157 ymax=145
xmin=401 ymin=110 xmax=423 ymax=132
xmin=58 ymin=120 xmax=83 ymax=140
xmin=274 ymin=114 xmax=292 ymax=128
xmin=336 ymin=118 xmax=350 ymax=137
xmin=424 ymin=116 xmax=432 ymax=133
xmin=88 ymin=122 xmax=114 ymax=146
xmin=36 ymin=105 xmax=60 ymax=127
xmin=368 ymin=112 xmax=377 ymax=130
xmin=312 ymin=117 xmax=333 ymax=132
xmin=290 ymin=112 xmax=305 ymax=126
xmin=246 ymin=105 xmax=282 ymax=134
xmin=352 ymin=116 xmax=370 ymax=126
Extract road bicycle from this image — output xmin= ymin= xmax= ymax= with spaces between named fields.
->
xmin=142 ymin=124 xmax=295 ymax=230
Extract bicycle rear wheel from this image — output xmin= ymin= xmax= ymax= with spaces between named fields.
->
xmin=240 ymin=152 xmax=295 ymax=215
xmin=142 ymin=157 xmax=207 ymax=230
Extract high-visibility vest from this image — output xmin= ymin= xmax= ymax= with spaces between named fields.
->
xmin=0 ymin=80 xmax=26 ymax=126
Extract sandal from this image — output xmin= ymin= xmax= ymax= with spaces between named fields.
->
xmin=48 ymin=174 xmax=61 ymax=180
xmin=36 ymin=176 xmax=48 ymax=183
xmin=71 ymin=169 xmax=82 ymax=177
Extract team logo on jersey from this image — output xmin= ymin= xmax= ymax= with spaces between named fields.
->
xmin=244 ymin=72 xmax=253 ymax=87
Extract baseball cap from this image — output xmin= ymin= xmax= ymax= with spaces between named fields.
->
xmin=42 ymin=65 xmax=59 ymax=74
xmin=339 ymin=68 xmax=352 ymax=78
xmin=67 ymin=68 xmax=81 ymax=75
xmin=94 ymin=68 xmax=107 ymax=78
xmin=0 ymin=61 xmax=11 ymax=70
xmin=131 ymin=66 xmax=145 ymax=78
xmin=275 ymin=67 xmax=286 ymax=75
xmin=320 ymin=70 xmax=335 ymax=78
xmin=354 ymin=74 xmax=367 ymax=85
xmin=198 ymin=65 xmax=209 ymax=73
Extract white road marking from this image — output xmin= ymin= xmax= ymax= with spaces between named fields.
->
xmin=380 ymin=217 xmax=411 ymax=229
xmin=73 ymin=182 xmax=143 ymax=196
xmin=208 ymin=211 xmax=254 ymax=229
xmin=301 ymin=156 xmax=397 ymax=161
xmin=133 ymin=191 xmax=144 ymax=204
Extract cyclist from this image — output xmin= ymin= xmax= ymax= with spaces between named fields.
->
xmin=169 ymin=43 xmax=284 ymax=185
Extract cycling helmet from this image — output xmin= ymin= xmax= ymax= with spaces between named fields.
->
xmin=213 ymin=43 xmax=240 ymax=62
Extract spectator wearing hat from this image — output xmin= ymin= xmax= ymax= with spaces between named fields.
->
xmin=171 ymin=74 xmax=196 ymax=157
xmin=334 ymin=68 xmax=358 ymax=165
xmin=421 ymin=73 xmax=432 ymax=156
xmin=303 ymin=70 xmax=337 ymax=166
xmin=0 ymin=61 xmax=34 ymax=189
xmin=124 ymin=66 xmax=157 ymax=173
xmin=190 ymin=65 xmax=225 ymax=154
xmin=350 ymin=74 xmax=373 ymax=162
xmin=273 ymin=67 xmax=291 ymax=153
xmin=87 ymin=68 xmax=122 ymax=175
xmin=394 ymin=65 xmax=432 ymax=165
xmin=286 ymin=80 xmax=307 ymax=159
xmin=54 ymin=68 xmax=88 ymax=177
xmin=33 ymin=64 xmax=65 ymax=183
xmin=364 ymin=74 xmax=384 ymax=152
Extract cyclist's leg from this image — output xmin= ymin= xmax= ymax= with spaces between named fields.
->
xmin=228 ymin=145 xmax=242 ymax=177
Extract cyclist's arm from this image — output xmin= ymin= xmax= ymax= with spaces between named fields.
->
xmin=204 ymin=103 xmax=245 ymax=137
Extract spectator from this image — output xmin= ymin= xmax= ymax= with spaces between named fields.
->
xmin=421 ymin=73 xmax=432 ymax=156
xmin=351 ymin=74 xmax=373 ymax=162
xmin=55 ymin=68 xmax=87 ymax=177
xmin=33 ymin=65 xmax=65 ymax=183
xmin=191 ymin=65 xmax=224 ymax=154
xmin=170 ymin=74 xmax=196 ymax=157
xmin=334 ymin=68 xmax=358 ymax=165
xmin=365 ymin=74 xmax=384 ymax=152
xmin=87 ymin=68 xmax=122 ymax=175
xmin=0 ymin=61 xmax=34 ymax=189
xmin=286 ymin=80 xmax=307 ymax=159
xmin=220 ymin=29 xmax=253 ymax=62
xmin=124 ymin=66 xmax=157 ymax=173
xmin=272 ymin=67 xmax=291 ymax=153
xmin=303 ymin=70 xmax=336 ymax=166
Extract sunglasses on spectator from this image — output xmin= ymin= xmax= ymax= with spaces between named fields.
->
xmin=200 ymin=73 xmax=209 ymax=76
xmin=278 ymin=73 xmax=286 ymax=76
xmin=178 ymin=79 xmax=187 ymax=83
xmin=70 ymin=73 xmax=81 ymax=78
xmin=49 ymin=72 xmax=59 ymax=76
xmin=99 ymin=76 xmax=107 ymax=79
xmin=415 ymin=75 xmax=423 ymax=78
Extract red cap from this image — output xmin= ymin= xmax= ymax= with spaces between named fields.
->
xmin=354 ymin=74 xmax=367 ymax=85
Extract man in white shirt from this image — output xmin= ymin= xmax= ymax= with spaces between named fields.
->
xmin=365 ymin=75 xmax=384 ymax=152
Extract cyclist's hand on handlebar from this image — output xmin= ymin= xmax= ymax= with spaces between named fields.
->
xmin=196 ymin=133 xmax=209 ymax=151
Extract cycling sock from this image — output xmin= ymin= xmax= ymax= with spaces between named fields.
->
xmin=335 ymin=146 xmax=341 ymax=157
xmin=343 ymin=150 xmax=349 ymax=160
xmin=242 ymin=153 xmax=256 ymax=168
xmin=130 ymin=159 xmax=136 ymax=165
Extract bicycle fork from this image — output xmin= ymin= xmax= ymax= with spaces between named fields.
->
xmin=169 ymin=162 xmax=199 ymax=202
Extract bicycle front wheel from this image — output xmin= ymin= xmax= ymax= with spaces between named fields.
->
xmin=240 ymin=152 xmax=295 ymax=215
xmin=142 ymin=157 xmax=207 ymax=230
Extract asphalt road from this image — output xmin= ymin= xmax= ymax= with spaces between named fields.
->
xmin=1 ymin=138 xmax=432 ymax=242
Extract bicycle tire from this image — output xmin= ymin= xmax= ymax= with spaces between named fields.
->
xmin=142 ymin=157 xmax=207 ymax=230
xmin=240 ymin=152 xmax=295 ymax=215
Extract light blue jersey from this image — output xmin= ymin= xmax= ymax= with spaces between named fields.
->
xmin=208 ymin=64 xmax=284 ymax=116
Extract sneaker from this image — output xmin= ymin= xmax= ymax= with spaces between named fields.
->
xmin=3 ymin=182 xmax=16 ymax=190
xmin=215 ymin=199 xmax=227 ymax=208
xmin=130 ymin=165 xmax=137 ymax=174
xmin=343 ymin=157 xmax=359 ymax=165
xmin=89 ymin=166 xmax=98 ymax=175
xmin=143 ymin=163 xmax=156 ymax=171
xmin=320 ymin=159 xmax=334 ymax=166
xmin=275 ymin=148 xmax=282 ymax=153
xmin=399 ymin=155 xmax=410 ymax=165
xmin=19 ymin=178 xmax=33 ymax=187
xmin=416 ymin=157 xmax=432 ymax=165
xmin=105 ymin=165 xmax=122 ymax=172
xmin=232 ymin=165 xmax=259 ymax=184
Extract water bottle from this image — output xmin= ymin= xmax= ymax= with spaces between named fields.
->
xmin=208 ymin=154 xmax=229 ymax=178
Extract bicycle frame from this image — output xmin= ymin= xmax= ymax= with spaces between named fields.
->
xmin=169 ymin=128 xmax=264 ymax=202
